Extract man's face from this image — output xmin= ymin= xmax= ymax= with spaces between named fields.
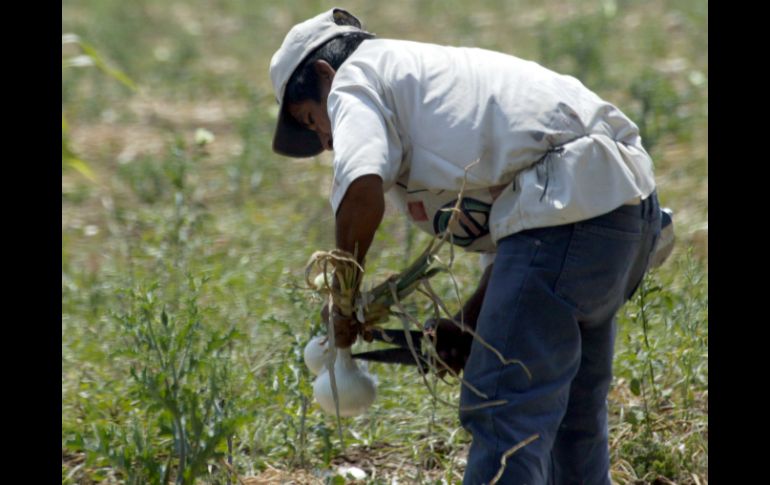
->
xmin=288 ymin=97 xmax=333 ymax=151
xmin=287 ymin=60 xmax=335 ymax=151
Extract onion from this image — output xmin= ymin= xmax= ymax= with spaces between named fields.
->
xmin=312 ymin=273 xmax=330 ymax=291
xmin=312 ymin=347 xmax=377 ymax=417
xmin=304 ymin=335 xmax=333 ymax=376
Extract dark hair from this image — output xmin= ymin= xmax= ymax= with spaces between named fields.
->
xmin=284 ymin=31 xmax=374 ymax=104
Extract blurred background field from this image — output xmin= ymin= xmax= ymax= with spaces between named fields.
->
xmin=62 ymin=0 xmax=707 ymax=483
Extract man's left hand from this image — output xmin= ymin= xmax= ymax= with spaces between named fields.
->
xmin=424 ymin=318 xmax=474 ymax=376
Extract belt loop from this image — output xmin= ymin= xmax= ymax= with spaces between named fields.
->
xmin=643 ymin=193 xmax=652 ymax=218
xmin=647 ymin=191 xmax=657 ymax=219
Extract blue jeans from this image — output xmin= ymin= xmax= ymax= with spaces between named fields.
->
xmin=460 ymin=194 xmax=661 ymax=485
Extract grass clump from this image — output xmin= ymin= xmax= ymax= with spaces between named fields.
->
xmin=69 ymin=277 xmax=246 ymax=485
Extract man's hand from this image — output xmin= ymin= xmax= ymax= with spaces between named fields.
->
xmin=321 ymin=304 xmax=360 ymax=349
xmin=424 ymin=318 xmax=474 ymax=376
xmin=423 ymin=263 xmax=493 ymax=376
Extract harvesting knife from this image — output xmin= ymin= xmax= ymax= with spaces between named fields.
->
xmin=351 ymin=328 xmax=430 ymax=370
xmin=352 ymin=319 xmax=474 ymax=377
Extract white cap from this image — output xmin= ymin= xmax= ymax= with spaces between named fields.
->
xmin=269 ymin=8 xmax=369 ymax=157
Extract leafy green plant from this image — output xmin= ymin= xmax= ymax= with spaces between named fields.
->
xmin=631 ymin=277 xmax=662 ymax=435
xmin=614 ymin=249 xmax=708 ymax=481
xmin=667 ymin=249 xmax=708 ymax=418
xmin=84 ymin=277 xmax=246 ymax=484
xmin=620 ymin=435 xmax=680 ymax=481
xmin=82 ymin=418 xmax=171 ymax=485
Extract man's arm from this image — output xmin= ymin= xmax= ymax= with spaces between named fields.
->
xmin=335 ymin=174 xmax=385 ymax=263
xmin=328 ymin=174 xmax=385 ymax=348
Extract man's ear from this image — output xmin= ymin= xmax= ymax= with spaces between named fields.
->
xmin=313 ymin=60 xmax=336 ymax=82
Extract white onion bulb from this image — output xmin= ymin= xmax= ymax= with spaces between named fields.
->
xmin=304 ymin=335 xmax=333 ymax=376
xmin=312 ymin=347 xmax=377 ymax=417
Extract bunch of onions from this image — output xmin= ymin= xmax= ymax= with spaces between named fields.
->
xmin=303 ymin=242 xmax=446 ymax=418
xmin=306 ymin=241 xmax=447 ymax=328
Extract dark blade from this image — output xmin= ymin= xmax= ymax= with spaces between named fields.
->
xmin=370 ymin=328 xmax=424 ymax=351
xmin=352 ymin=348 xmax=428 ymax=370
